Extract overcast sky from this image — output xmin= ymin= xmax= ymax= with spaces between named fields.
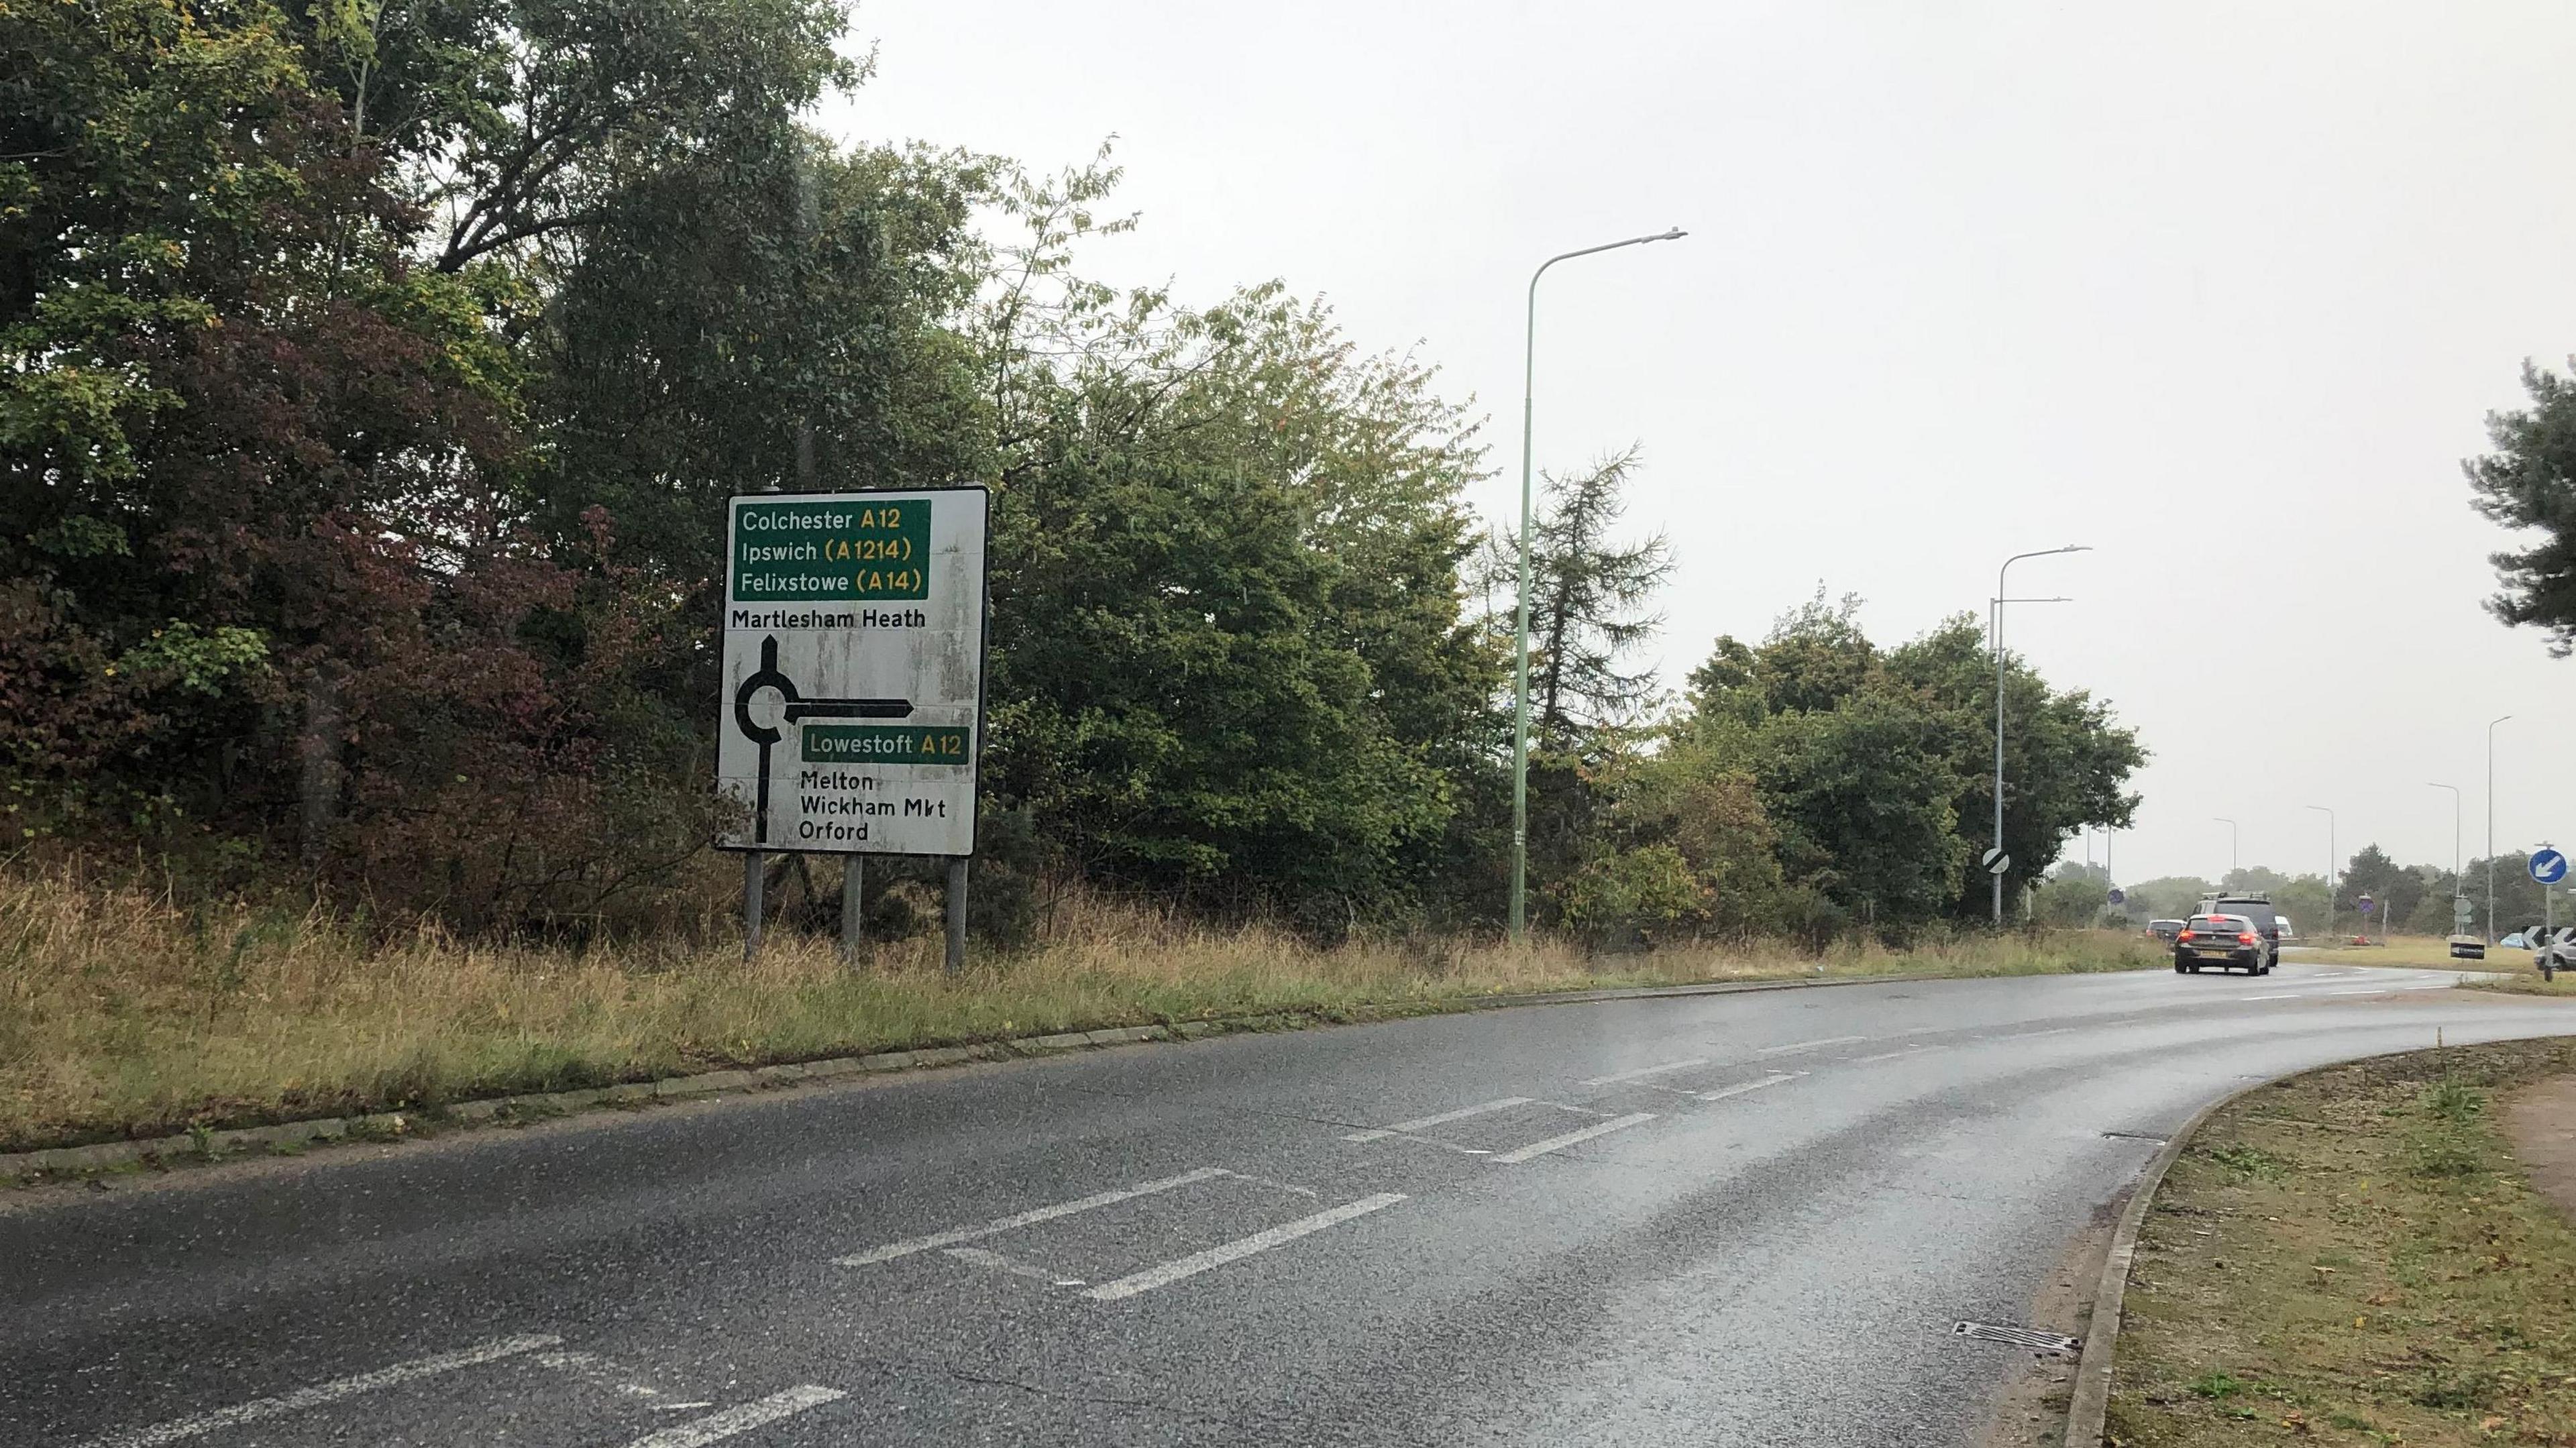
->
xmin=820 ymin=1 xmax=2576 ymax=889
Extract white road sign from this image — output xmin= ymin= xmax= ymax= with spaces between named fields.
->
xmin=1982 ymin=847 xmax=2010 ymax=875
xmin=716 ymin=487 xmax=988 ymax=856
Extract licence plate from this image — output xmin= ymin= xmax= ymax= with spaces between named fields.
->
xmin=2194 ymin=946 xmax=2233 ymax=958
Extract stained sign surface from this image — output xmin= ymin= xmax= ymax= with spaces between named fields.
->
xmin=716 ymin=487 xmax=987 ymax=855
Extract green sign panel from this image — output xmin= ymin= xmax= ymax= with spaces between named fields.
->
xmin=800 ymin=724 xmax=972 ymax=765
xmin=732 ymin=498 xmax=930 ymax=602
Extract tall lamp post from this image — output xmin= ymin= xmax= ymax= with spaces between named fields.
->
xmin=1509 ymin=227 xmax=1688 ymax=942
xmin=2214 ymin=817 xmax=2239 ymax=881
xmin=2304 ymin=804 xmax=2335 ymax=940
xmin=2487 ymin=715 xmax=2512 ymax=941
xmin=2430 ymin=781 xmax=2462 ymax=932
xmin=1990 ymin=545 xmax=2089 ymax=924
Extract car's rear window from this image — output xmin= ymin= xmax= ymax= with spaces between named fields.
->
xmin=2190 ymin=915 xmax=2246 ymax=933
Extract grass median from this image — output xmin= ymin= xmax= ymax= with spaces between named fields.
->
xmin=2106 ymin=1037 xmax=2576 ymax=1447
xmin=0 ymin=867 xmax=2157 ymax=1156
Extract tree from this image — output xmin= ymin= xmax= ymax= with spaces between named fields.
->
xmin=979 ymin=275 xmax=1493 ymax=925
xmin=1881 ymin=614 xmax=2145 ymax=915
xmin=2336 ymin=844 xmax=2428 ymax=931
xmin=2034 ymin=863 xmax=2111 ymax=927
xmin=1499 ymin=447 xmax=1672 ymax=745
xmin=2465 ymin=361 xmax=2576 ymax=655
xmin=1741 ymin=690 xmax=1970 ymax=927
xmin=2123 ymin=876 xmax=2213 ymax=922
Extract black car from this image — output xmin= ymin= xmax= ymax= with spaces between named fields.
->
xmin=2201 ymin=893 xmax=2288 ymax=956
xmin=2148 ymin=919 xmax=2186 ymax=942
xmin=2173 ymin=913 xmax=2276 ymax=974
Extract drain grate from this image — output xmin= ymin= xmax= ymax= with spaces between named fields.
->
xmin=1952 ymin=1321 xmax=2080 ymax=1355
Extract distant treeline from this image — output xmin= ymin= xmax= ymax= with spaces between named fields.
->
xmin=2061 ymin=850 xmax=2559 ymax=939
xmin=2 ymin=0 xmax=2141 ymax=941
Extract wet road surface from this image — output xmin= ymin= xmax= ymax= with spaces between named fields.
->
xmin=8 ymin=960 xmax=2574 ymax=1447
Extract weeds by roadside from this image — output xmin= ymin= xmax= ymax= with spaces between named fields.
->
xmin=2106 ymin=1038 xmax=2576 ymax=1447
xmin=0 ymin=866 xmax=2155 ymax=1154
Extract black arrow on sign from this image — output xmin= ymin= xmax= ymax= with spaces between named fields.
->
xmin=733 ymin=634 xmax=912 ymax=844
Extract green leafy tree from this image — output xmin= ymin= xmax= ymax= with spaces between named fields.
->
xmin=2123 ymin=875 xmax=2213 ymax=922
xmin=1882 ymin=614 xmax=2145 ymax=916
xmin=2465 ymin=362 xmax=2576 ymax=655
xmin=979 ymin=268 xmax=1492 ymax=925
xmin=2035 ymin=863 xmax=2110 ymax=927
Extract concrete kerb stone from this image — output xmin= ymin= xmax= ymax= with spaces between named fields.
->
xmin=0 ymin=963 xmax=2082 ymax=1184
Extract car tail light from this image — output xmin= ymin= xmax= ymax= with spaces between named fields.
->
xmin=2237 ymin=932 xmax=2255 ymax=945
xmin=2178 ymin=930 xmax=2196 ymax=942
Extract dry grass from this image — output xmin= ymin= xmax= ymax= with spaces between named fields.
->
xmin=2106 ymin=1039 xmax=2576 ymax=1447
xmin=2463 ymin=972 xmax=2576 ymax=1000
xmin=0 ymin=865 xmax=2155 ymax=1154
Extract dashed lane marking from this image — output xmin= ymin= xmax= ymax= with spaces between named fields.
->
xmin=1343 ymin=1097 xmax=1534 ymax=1142
xmin=1578 ymin=1058 xmax=1711 ymax=1087
xmin=618 ymin=1386 xmax=847 ymax=1448
xmin=1083 ymin=1193 xmax=1410 ymax=1301
xmin=1755 ymin=1035 xmax=1868 ymax=1056
xmin=74 ymin=1334 xmax=561 ymax=1448
xmin=833 ymin=1167 xmax=1230 ymax=1266
xmin=1847 ymin=1044 xmax=1939 ymax=1064
xmin=1491 ymin=1112 xmax=1658 ymax=1164
xmin=1684 ymin=1072 xmax=1801 ymax=1103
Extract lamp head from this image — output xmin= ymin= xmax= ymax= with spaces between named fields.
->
xmin=1652 ymin=227 xmax=1687 ymax=241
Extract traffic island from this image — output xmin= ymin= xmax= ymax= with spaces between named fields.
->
xmin=2100 ymin=1038 xmax=2576 ymax=1446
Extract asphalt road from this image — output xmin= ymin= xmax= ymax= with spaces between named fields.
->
xmin=9 ymin=959 xmax=2575 ymax=1448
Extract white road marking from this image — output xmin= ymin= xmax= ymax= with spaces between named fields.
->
xmin=1578 ymin=1057 xmax=1711 ymax=1086
xmin=1492 ymin=1112 xmax=1658 ymax=1164
xmin=1343 ymin=1097 xmax=1534 ymax=1142
xmin=943 ymin=1246 xmax=1086 ymax=1287
xmin=1847 ymin=1045 xmax=1939 ymax=1064
xmin=2243 ymin=993 xmax=2304 ymax=1001
xmin=1082 ymin=1193 xmax=1410 ymax=1301
xmin=1756 ymin=1035 xmax=1868 ymax=1056
xmin=833 ymin=1167 xmax=1230 ymax=1266
xmin=619 ymin=1386 xmax=845 ymax=1448
xmin=76 ymin=1334 xmax=561 ymax=1448
xmin=1688 ymin=1072 xmax=1801 ymax=1102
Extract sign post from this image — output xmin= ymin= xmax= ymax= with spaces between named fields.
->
xmin=718 ymin=487 xmax=990 ymax=969
xmin=2532 ymin=846 xmax=2565 ymax=938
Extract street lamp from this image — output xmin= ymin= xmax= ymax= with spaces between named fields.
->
xmin=2214 ymin=817 xmax=2239 ymax=880
xmin=2430 ymin=781 xmax=2462 ymax=933
xmin=2304 ymin=805 xmax=2335 ymax=939
xmin=1509 ymin=227 xmax=1688 ymax=942
xmin=1990 ymin=545 xmax=2090 ymax=924
xmin=2487 ymin=715 xmax=2512 ymax=941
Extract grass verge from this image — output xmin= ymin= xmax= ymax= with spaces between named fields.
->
xmin=0 ymin=867 xmax=2155 ymax=1155
xmin=2105 ymin=1038 xmax=2576 ymax=1447
xmin=2288 ymin=938 xmax=2508 ymax=971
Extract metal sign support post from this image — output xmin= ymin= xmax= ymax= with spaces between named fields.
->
xmin=841 ymin=859 xmax=863 ymax=965
xmin=945 ymin=858 xmax=969 ymax=974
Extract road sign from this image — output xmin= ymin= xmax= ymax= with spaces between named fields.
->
xmin=1982 ymin=847 xmax=2010 ymax=875
xmin=2106 ymin=888 xmax=2126 ymax=905
xmin=717 ymin=487 xmax=989 ymax=856
xmin=2453 ymin=897 xmax=2475 ymax=926
xmin=2532 ymin=848 xmax=2567 ymax=885
xmin=2357 ymin=895 xmax=2374 ymax=915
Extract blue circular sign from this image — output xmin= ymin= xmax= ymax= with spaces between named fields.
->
xmin=2531 ymin=848 xmax=2567 ymax=885
xmin=2106 ymin=888 xmax=2126 ymax=905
